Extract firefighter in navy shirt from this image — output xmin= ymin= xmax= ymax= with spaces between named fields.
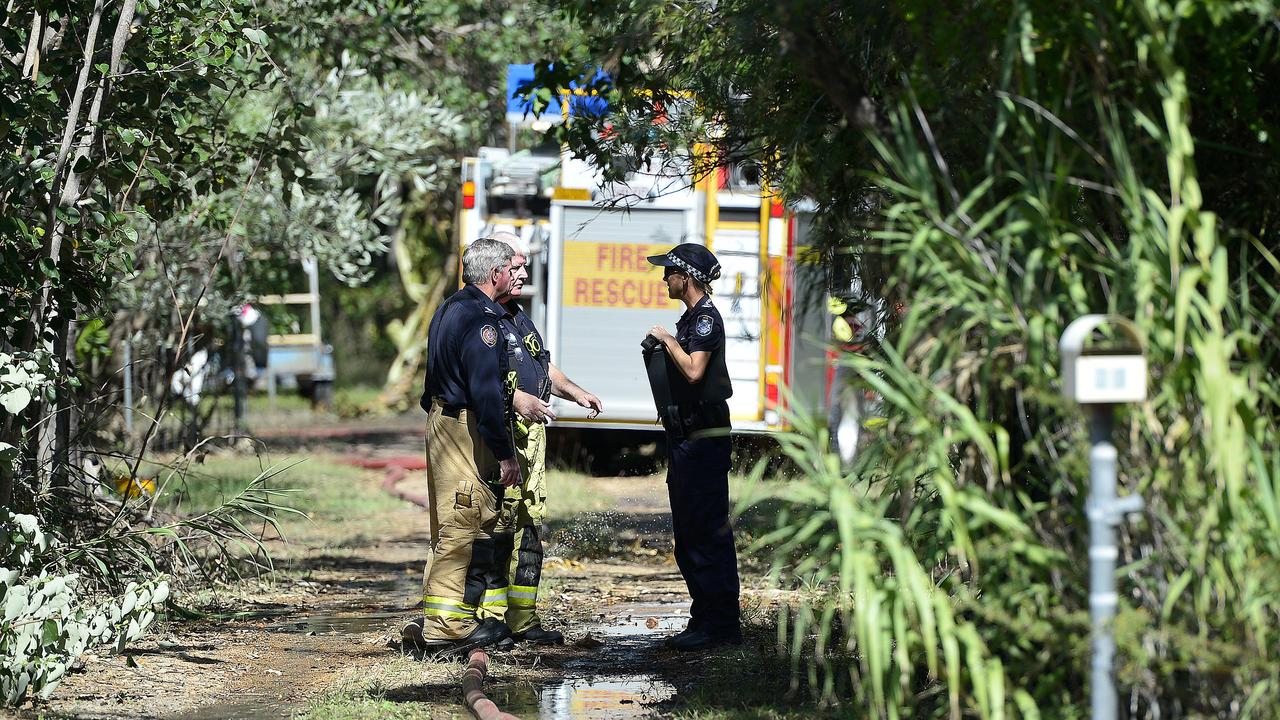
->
xmin=482 ymin=232 xmax=603 ymax=646
xmin=645 ymin=243 xmax=741 ymax=651
xmin=401 ymin=238 xmax=521 ymax=655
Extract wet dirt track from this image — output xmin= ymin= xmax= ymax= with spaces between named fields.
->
xmin=19 ymin=426 xmax=750 ymax=720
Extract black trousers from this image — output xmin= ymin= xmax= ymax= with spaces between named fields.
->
xmin=666 ymin=433 xmax=740 ymax=635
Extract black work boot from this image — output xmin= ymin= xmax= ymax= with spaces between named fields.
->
xmin=662 ymin=620 xmax=702 ymax=648
xmin=669 ymin=627 xmax=742 ymax=652
xmin=400 ymin=617 xmax=427 ymax=650
xmin=436 ymin=618 xmax=511 ymax=659
xmin=512 ymin=624 xmax=564 ymax=645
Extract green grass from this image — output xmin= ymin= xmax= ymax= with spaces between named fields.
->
xmin=242 ymin=384 xmax=398 ymax=425
xmin=121 ymin=453 xmax=397 ymax=519
xmin=297 ymin=655 xmax=523 ymax=720
xmin=301 ymin=698 xmax=471 ymax=720
xmin=542 ymin=468 xmax=614 ymax=521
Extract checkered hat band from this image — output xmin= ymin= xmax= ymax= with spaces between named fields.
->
xmin=667 ymin=252 xmax=718 ymax=284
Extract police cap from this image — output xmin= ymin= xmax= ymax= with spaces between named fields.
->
xmin=646 ymin=244 xmax=722 ymax=285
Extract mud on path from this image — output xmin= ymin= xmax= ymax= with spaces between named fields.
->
xmin=19 ymin=428 xmax=776 ymax=720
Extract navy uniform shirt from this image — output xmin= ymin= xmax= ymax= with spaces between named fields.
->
xmin=500 ymin=303 xmax=552 ymax=401
xmin=673 ymin=294 xmax=733 ymax=417
xmin=421 ymin=284 xmax=515 ymax=461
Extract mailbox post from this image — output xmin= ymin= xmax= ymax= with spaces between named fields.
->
xmin=1059 ymin=315 xmax=1147 ymax=720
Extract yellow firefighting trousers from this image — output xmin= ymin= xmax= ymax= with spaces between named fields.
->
xmin=477 ymin=421 xmax=547 ymax=633
xmin=420 ymin=403 xmax=502 ymax=641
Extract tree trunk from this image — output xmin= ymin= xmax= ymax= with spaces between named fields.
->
xmin=378 ymin=258 xmax=457 ymax=409
xmin=25 ymin=1 xmax=141 ymax=492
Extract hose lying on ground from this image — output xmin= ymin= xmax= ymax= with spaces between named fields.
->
xmin=463 ymin=649 xmax=519 ymax=720
xmin=339 ymin=456 xmax=430 ymax=508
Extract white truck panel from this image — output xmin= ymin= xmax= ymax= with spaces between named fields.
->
xmin=719 ymin=296 xmax=762 ymax=339
xmin=548 ymin=205 xmax=688 ymax=424
xmin=711 ymin=228 xmax=761 ymax=254
xmin=729 ymin=382 xmax=760 ymax=419
xmin=712 ymin=253 xmax=762 ymax=296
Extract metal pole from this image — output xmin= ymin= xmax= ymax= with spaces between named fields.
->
xmin=306 ymin=258 xmax=322 ymax=347
xmin=1087 ymin=405 xmax=1118 ymax=720
xmin=1087 ymin=405 xmax=1143 ymax=720
xmin=122 ymin=337 xmax=133 ymax=434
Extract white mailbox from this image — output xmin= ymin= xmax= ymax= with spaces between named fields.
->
xmin=1059 ymin=315 xmax=1147 ymax=404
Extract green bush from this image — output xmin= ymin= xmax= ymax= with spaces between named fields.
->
xmin=1 ymin=511 xmax=168 ymax=706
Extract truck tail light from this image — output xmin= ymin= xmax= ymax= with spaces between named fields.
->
xmin=766 ymin=370 xmax=780 ymax=408
xmin=462 ymin=181 xmax=476 ymax=210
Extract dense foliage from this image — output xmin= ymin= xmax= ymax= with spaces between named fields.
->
xmin=1 ymin=0 xmax=563 ymax=705
xmin=532 ymin=0 xmax=1280 ymax=716
xmin=1 ymin=511 xmax=167 ymax=703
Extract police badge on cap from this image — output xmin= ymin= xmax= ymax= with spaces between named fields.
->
xmin=646 ymin=244 xmax=722 ymax=284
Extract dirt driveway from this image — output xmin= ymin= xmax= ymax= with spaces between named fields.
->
xmin=18 ymin=431 xmax=796 ymax=720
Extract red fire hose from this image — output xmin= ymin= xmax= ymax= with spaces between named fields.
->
xmin=463 ymin=649 xmax=519 ymax=720
xmin=339 ymin=455 xmax=430 ymax=508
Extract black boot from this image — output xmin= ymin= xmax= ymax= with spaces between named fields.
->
xmin=512 ymin=624 xmax=564 ymax=645
xmin=438 ymin=618 xmax=511 ymax=658
xmin=669 ymin=626 xmax=741 ymax=651
xmin=662 ymin=620 xmax=702 ymax=648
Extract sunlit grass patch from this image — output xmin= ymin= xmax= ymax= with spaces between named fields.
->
xmin=297 ymin=653 xmax=553 ymax=720
xmin=542 ymin=468 xmax=616 ymax=520
xmin=126 ymin=452 xmax=397 ymax=518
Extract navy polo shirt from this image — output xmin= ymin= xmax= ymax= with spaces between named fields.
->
xmin=673 ymin=294 xmax=733 ymax=409
xmin=676 ymin=294 xmax=725 ymax=355
xmin=421 ymin=284 xmax=515 ymax=461
xmin=500 ymin=303 xmax=551 ymax=401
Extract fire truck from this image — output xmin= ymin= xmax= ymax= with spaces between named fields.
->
xmin=455 ymin=146 xmax=843 ymax=439
xmin=452 ymin=66 xmax=869 ymax=447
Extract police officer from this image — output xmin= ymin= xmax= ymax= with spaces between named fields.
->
xmin=482 ymin=232 xmax=604 ymax=646
xmin=644 ymin=243 xmax=741 ymax=651
xmin=402 ymin=238 xmax=522 ymax=655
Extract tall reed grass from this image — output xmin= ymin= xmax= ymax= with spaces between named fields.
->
xmin=757 ymin=1 xmax=1280 ymax=716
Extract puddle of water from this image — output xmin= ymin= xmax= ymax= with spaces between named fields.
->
xmin=497 ymin=599 xmax=688 ymax=718
xmin=501 ymin=675 xmax=676 ymax=719
xmin=539 ymin=675 xmax=676 ymax=718
xmin=587 ymin=602 xmax=688 ymax=638
xmin=167 ymin=698 xmax=290 ymax=720
xmin=266 ymin=609 xmax=404 ymax=634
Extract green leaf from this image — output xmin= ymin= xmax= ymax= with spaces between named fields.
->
xmin=38 ymin=257 xmax=60 ymax=280
xmin=241 ymin=27 xmax=268 ymax=46
xmin=41 ymin=619 xmax=60 ymax=645
xmin=147 ymin=166 xmax=171 ymax=189
xmin=0 ymin=387 xmax=32 ymax=414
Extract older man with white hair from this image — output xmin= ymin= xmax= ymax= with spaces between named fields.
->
xmin=478 ymin=231 xmax=604 ymax=646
